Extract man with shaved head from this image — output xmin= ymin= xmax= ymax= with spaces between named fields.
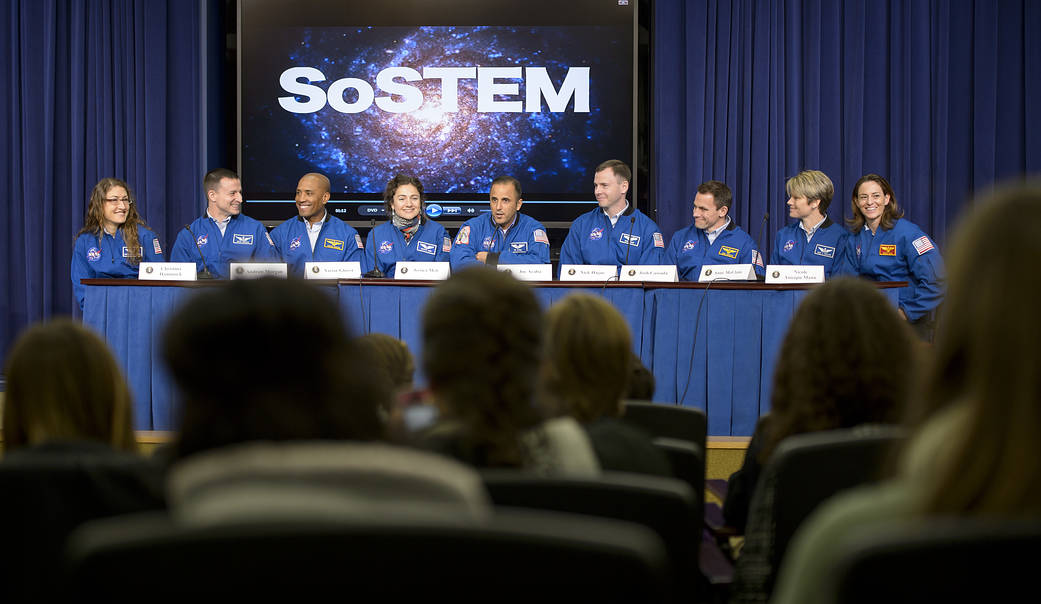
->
xmin=270 ymin=172 xmax=366 ymax=277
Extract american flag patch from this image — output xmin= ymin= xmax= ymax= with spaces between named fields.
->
xmin=153 ymin=238 xmax=162 ymax=255
xmin=753 ymin=250 xmax=764 ymax=267
xmin=912 ymin=235 xmax=934 ymax=256
xmin=442 ymin=237 xmax=452 ymax=253
xmin=355 ymin=234 xmax=364 ymax=249
xmin=653 ymin=232 xmax=664 ymax=248
xmin=533 ymin=229 xmax=549 ymax=244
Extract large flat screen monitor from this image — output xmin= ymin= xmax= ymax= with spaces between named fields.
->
xmin=239 ymin=0 xmax=637 ymax=224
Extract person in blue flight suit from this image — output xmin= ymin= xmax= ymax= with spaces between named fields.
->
xmin=71 ymin=177 xmax=164 ymax=310
xmin=845 ymin=173 xmax=944 ymax=340
xmin=449 ymin=175 xmax=550 ymax=271
xmin=664 ymin=180 xmax=764 ymax=281
xmin=771 ymin=169 xmax=852 ymax=277
xmin=269 ymin=173 xmax=365 ymax=277
xmin=364 ymin=174 xmax=451 ymax=277
xmin=558 ymin=160 xmax=665 ymax=277
xmin=170 ymin=168 xmax=277 ymax=279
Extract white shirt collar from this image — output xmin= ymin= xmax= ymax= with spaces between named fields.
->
xmin=602 ymin=201 xmax=630 ymax=227
xmin=800 ymin=216 xmax=828 ymax=241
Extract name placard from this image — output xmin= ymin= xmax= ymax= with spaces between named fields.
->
xmin=698 ymin=263 xmax=757 ymax=282
xmin=229 ymin=262 xmax=288 ymax=280
xmin=138 ymin=262 xmax=197 ymax=281
xmin=559 ymin=264 xmax=618 ymax=282
xmin=765 ymin=264 xmax=825 ymax=284
xmin=497 ymin=264 xmax=553 ymax=282
xmin=395 ymin=261 xmax=450 ymax=280
xmin=619 ymin=265 xmax=678 ymax=283
xmin=305 ymin=261 xmax=362 ymax=280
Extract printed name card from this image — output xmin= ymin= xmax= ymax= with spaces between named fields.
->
xmin=765 ymin=264 xmax=825 ymax=284
xmin=138 ymin=262 xmax=197 ymax=281
xmin=698 ymin=263 xmax=757 ymax=282
xmin=229 ymin=262 xmax=288 ymax=280
xmin=395 ymin=261 xmax=450 ymax=280
xmin=497 ymin=264 xmax=553 ymax=282
xmin=305 ymin=261 xmax=362 ymax=280
xmin=619 ymin=265 xmax=678 ymax=283
xmin=559 ymin=264 xmax=618 ymax=281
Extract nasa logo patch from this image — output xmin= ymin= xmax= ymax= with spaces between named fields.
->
xmin=589 ymin=227 xmax=604 ymax=241
xmin=87 ymin=247 xmax=101 ymax=262
xmin=196 ymin=235 xmax=208 ymax=247
xmin=482 ymin=236 xmax=495 ymax=250
xmin=682 ymin=240 xmax=696 ymax=252
xmin=289 ymin=237 xmax=301 ymax=251
xmin=783 ymin=240 xmax=795 ymax=252
xmin=379 ymin=240 xmax=393 ymax=254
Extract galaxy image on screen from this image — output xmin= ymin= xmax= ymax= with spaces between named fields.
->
xmin=242 ymin=24 xmax=632 ymax=203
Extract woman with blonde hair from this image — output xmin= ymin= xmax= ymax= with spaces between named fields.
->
xmin=771 ymin=182 xmax=1041 ymax=604
xmin=541 ymin=293 xmax=670 ymax=476
xmin=71 ymin=177 xmax=164 ymax=310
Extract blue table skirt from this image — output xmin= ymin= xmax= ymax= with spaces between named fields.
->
xmin=83 ymin=281 xmax=898 ymax=435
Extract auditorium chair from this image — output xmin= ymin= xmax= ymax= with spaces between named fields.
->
xmin=827 ymin=518 xmax=1041 ymax=604
xmin=763 ymin=426 xmax=906 ymax=570
xmin=481 ymin=470 xmax=703 ymax=601
xmin=63 ymin=509 xmax=671 ymax=602
xmin=622 ymin=401 xmax=708 ymax=458
xmin=0 ymin=452 xmax=165 ymax=600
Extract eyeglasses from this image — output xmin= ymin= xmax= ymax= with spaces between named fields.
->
xmin=857 ymin=193 xmax=884 ymax=202
xmin=104 ymin=197 xmax=132 ymax=205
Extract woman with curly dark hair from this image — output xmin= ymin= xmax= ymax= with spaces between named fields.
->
xmin=724 ymin=277 xmax=915 ymax=533
xmin=415 ymin=268 xmax=599 ymax=474
xmin=363 ymin=174 xmax=451 ymax=277
xmin=71 ymin=177 xmax=163 ymax=310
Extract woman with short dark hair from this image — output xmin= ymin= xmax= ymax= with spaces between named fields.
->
xmin=363 ymin=174 xmax=451 ymax=277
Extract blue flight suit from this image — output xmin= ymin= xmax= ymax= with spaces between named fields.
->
xmin=449 ymin=212 xmax=550 ymax=271
xmin=71 ymin=227 xmax=164 ymax=310
xmin=558 ymin=205 xmax=665 ymax=277
xmin=664 ymin=219 xmax=764 ymax=281
xmin=845 ymin=218 xmax=945 ymax=321
xmin=170 ymin=213 xmax=277 ymax=279
xmin=771 ymin=218 xmax=853 ymax=278
xmin=270 ymin=214 xmax=365 ymax=277
xmin=364 ymin=220 xmax=451 ymax=277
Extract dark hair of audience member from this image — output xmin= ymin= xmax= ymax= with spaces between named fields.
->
xmin=2 ymin=319 xmax=136 ymax=453
xmin=540 ymin=293 xmax=632 ymax=422
xmin=162 ymin=279 xmax=388 ymax=460
xmin=760 ymin=277 xmax=915 ymax=461
xmin=421 ymin=267 xmax=543 ymax=467
xmin=910 ymin=184 xmax=1041 ymax=515
xmin=626 ymin=353 xmax=656 ymax=401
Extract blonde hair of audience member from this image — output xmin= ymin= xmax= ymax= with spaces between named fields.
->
xmin=2 ymin=319 xmax=136 ymax=453
xmin=760 ymin=277 xmax=914 ymax=461
xmin=356 ymin=333 xmax=415 ymax=410
xmin=908 ymin=183 xmax=1041 ymax=516
xmin=541 ymin=293 xmax=632 ymax=422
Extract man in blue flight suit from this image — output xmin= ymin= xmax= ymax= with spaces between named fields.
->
xmin=269 ymin=173 xmax=365 ymax=277
xmin=664 ymin=180 xmax=764 ymax=281
xmin=170 ymin=168 xmax=277 ymax=278
xmin=450 ymin=175 xmax=550 ymax=271
xmin=770 ymin=169 xmax=851 ymax=277
xmin=558 ymin=160 xmax=665 ymax=277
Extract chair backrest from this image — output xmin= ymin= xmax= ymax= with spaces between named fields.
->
xmin=481 ymin=470 xmax=702 ymax=599
xmin=829 ymin=519 xmax=1041 ymax=604
xmin=0 ymin=451 xmax=165 ymax=600
xmin=768 ymin=427 xmax=905 ymax=569
xmin=622 ymin=401 xmax=708 ymax=456
xmin=64 ymin=509 xmax=672 ymax=602
xmin=651 ymin=436 xmax=705 ymax=509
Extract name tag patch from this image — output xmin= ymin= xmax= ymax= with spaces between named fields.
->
xmin=879 ymin=244 xmax=896 ymax=256
xmin=323 ymin=238 xmax=344 ymax=251
xmin=510 ymin=242 xmax=528 ymax=253
xmin=813 ymin=244 xmax=835 ymax=259
xmin=417 ymin=241 xmax=437 ymax=256
xmin=620 ymin=233 xmax=641 ymax=247
xmin=232 ymin=234 xmax=254 ymax=246
xmin=121 ymin=246 xmax=142 ymax=258
xmin=718 ymin=245 xmax=739 ymax=259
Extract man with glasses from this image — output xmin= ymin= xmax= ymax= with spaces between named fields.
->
xmin=171 ymin=168 xmax=277 ymax=278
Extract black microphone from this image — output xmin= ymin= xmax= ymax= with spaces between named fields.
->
xmin=754 ymin=211 xmax=769 ymax=280
xmin=362 ymin=217 xmax=383 ymax=278
xmin=183 ymin=224 xmax=214 ymax=279
xmin=622 ymin=215 xmax=637 ymax=265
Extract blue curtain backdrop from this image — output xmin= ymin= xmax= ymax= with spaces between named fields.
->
xmin=1 ymin=0 xmax=201 ymax=365
xmin=653 ymin=0 xmax=1041 ymax=250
